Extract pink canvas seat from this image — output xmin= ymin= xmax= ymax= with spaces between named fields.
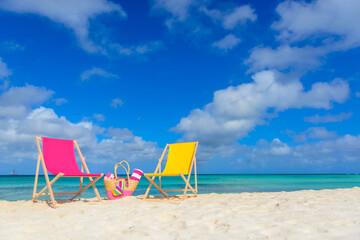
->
xmin=42 ymin=137 xmax=102 ymax=177
xmin=33 ymin=136 xmax=104 ymax=208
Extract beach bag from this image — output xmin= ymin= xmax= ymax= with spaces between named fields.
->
xmin=103 ymin=160 xmax=143 ymax=200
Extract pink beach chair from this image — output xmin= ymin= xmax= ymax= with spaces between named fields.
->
xmin=32 ymin=136 xmax=104 ymax=208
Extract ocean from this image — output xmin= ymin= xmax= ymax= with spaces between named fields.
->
xmin=0 ymin=174 xmax=359 ymax=201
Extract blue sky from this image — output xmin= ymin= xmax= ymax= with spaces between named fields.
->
xmin=0 ymin=0 xmax=359 ymax=174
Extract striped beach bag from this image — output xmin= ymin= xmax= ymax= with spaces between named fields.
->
xmin=103 ymin=160 xmax=143 ymax=200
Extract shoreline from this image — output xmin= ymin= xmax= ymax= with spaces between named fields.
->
xmin=1 ymin=173 xmax=360 ymax=176
xmin=1 ymin=186 xmax=360 ymax=202
xmin=1 ymin=187 xmax=360 ymax=239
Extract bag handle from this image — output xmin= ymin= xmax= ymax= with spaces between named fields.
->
xmin=114 ymin=160 xmax=130 ymax=180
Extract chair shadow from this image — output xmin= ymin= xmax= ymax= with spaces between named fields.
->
xmin=136 ymin=194 xmax=195 ymax=202
xmin=33 ymin=198 xmax=105 ymax=208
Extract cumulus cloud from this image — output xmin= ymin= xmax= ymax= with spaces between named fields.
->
xmin=153 ymin=0 xmax=256 ymax=46
xmin=53 ymin=98 xmax=67 ymax=106
xmin=95 ymin=128 xmax=159 ymax=163
xmin=212 ymin=34 xmax=241 ymax=51
xmin=290 ymin=127 xmax=339 ymax=142
xmin=153 ymin=0 xmax=209 ymax=31
xmin=135 ymin=41 xmax=165 ymax=54
xmin=0 ymin=85 xmax=53 ymax=107
xmin=80 ymin=67 xmax=118 ymax=81
xmin=173 ymin=71 xmax=349 ymax=155
xmin=0 ymin=105 xmax=98 ymax=163
xmin=111 ymin=98 xmax=123 ymax=108
xmin=153 ymin=0 xmax=195 ymax=22
xmin=201 ymin=4 xmax=257 ymax=30
xmin=1 ymin=41 xmax=25 ymax=51
xmin=273 ymin=0 xmax=360 ymax=49
xmin=0 ymin=0 xmax=126 ymax=53
xmin=241 ymin=134 xmax=360 ymax=167
xmin=0 ymin=85 xmax=160 ymax=164
xmin=0 ymin=85 xmax=54 ymax=119
xmin=246 ymin=45 xmax=326 ymax=72
xmin=92 ymin=113 xmax=105 ymax=122
xmin=246 ymin=0 xmax=360 ymax=72
xmin=304 ymin=127 xmax=338 ymax=140
xmin=0 ymin=57 xmax=11 ymax=79
xmin=268 ymin=138 xmax=291 ymax=156
xmin=304 ymin=112 xmax=353 ymax=124
xmin=222 ymin=5 xmax=257 ymax=30
xmin=110 ymin=41 xmax=164 ymax=56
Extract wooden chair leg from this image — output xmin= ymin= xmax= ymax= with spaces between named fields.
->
xmin=144 ymin=175 xmax=168 ymax=198
xmin=32 ymin=155 xmax=41 ymax=199
xmin=38 ymin=155 xmax=57 ymax=207
xmin=194 ymin=157 xmax=197 ymax=193
xmin=79 ymin=165 xmax=84 ymax=193
xmin=143 ymin=181 xmax=153 ymax=200
xmin=180 ymin=173 xmax=189 ymax=200
xmin=33 ymin=173 xmax=63 ymax=202
xmin=180 ymin=173 xmax=197 ymax=200
xmin=89 ymin=175 xmax=103 ymax=202
xmin=69 ymin=175 xmax=102 ymax=201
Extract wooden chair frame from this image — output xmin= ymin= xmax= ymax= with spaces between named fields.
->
xmin=143 ymin=142 xmax=198 ymax=201
xmin=32 ymin=136 xmax=103 ymax=208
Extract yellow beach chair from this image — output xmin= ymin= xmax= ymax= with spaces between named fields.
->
xmin=143 ymin=142 xmax=198 ymax=200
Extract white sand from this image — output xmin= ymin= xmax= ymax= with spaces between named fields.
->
xmin=1 ymin=187 xmax=360 ymax=240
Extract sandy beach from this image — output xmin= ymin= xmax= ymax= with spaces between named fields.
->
xmin=1 ymin=187 xmax=359 ymax=240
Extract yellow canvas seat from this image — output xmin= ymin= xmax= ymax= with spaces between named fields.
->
xmin=143 ymin=142 xmax=198 ymax=200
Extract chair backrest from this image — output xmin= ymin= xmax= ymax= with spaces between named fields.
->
xmin=41 ymin=137 xmax=82 ymax=175
xmin=162 ymin=142 xmax=197 ymax=175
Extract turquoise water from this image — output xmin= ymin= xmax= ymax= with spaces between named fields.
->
xmin=0 ymin=174 xmax=359 ymax=201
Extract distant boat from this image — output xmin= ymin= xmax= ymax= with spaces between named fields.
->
xmin=9 ymin=169 xmax=18 ymax=175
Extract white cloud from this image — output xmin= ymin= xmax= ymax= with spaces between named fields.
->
xmin=0 ymin=57 xmax=11 ymax=79
xmin=273 ymin=0 xmax=360 ymax=49
xmin=222 ymin=5 xmax=257 ymax=30
xmin=53 ymin=98 xmax=67 ymax=106
xmin=1 ymin=41 xmax=25 ymax=51
xmin=92 ymin=113 xmax=105 ymax=122
xmin=111 ymin=98 xmax=123 ymax=108
xmin=95 ymin=129 xmax=159 ymax=163
xmin=0 ymin=106 xmax=100 ymax=163
xmin=291 ymin=127 xmax=338 ymax=142
xmin=110 ymin=41 xmax=164 ymax=56
xmin=201 ymin=4 xmax=257 ymax=30
xmin=356 ymin=92 xmax=360 ymax=98
xmin=269 ymin=138 xmax=291 ymax=155
xmin=0 ymin=85 xmax=160 ymax=164
xmin=80 ymin=67 xmax=118 ymax=81
xmin=135 ymin=41 xmax=164 ymax=54
xmin=0 ymin=85 xmax=54 ymax=107
xmin=0 ymin=85 xmax=54 ymax=119
xmin=212 ymin=34 xmax=241 ymax=51
xmin=154 ymin=1 xmax=257 ymax=37
xmin=305 ymin=127 xmax=338 ymax=140
xmin=0 ymin=0 xmax=126 ymax=53
xmin=173 ymin=71 xmax=349 ymax=155
xmin=246 ymin=0 xmax=360 ymax=72
xmin=304 ymin=112 xmax=353 ymax=124
xmin=106 ymin=127 xmax=134 ymax=141
xmin=153 ymin=0 xmax=194 ymax=22
xmin=242 ymin=134 xmax=360 ymax=166
xmin=0 ymin=3 xmax=163 ymax=57
xmin=246 ymin=45 xmax=326 ymax=72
